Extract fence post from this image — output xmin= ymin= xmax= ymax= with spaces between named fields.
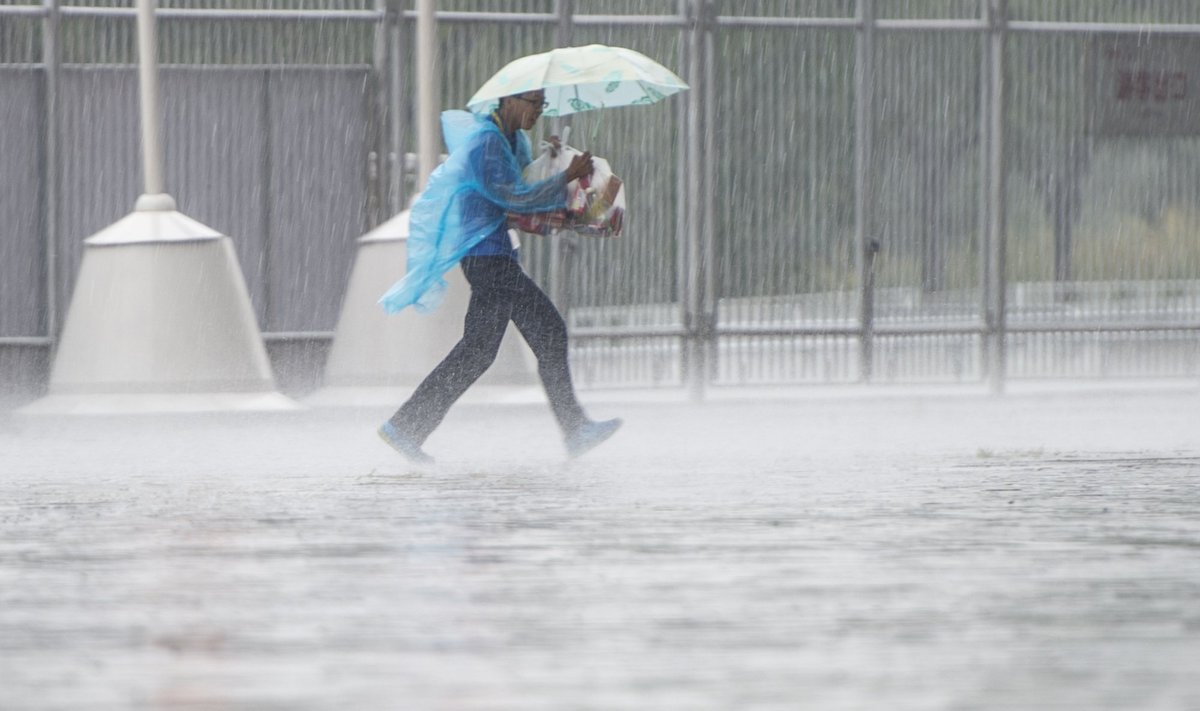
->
xmin=42 ymin=0 xmax=62 ymax=344
xmin=674 ymin=0 xmax=690 ymax=393
xmin=985 ymin=0 xmax=1008 ymax=394
xmin=369 ymin=0 xmax=386 ymax=226
xmin=855 ymin=0 xmax=877 ymax=383
xmin=389 ymin=0 xmax=407 ymax=210
xmin=549 ymin=0 xmax=574 ymax=313
xmin=683 ymin=0 xmax=714 ymax=401
xmin=415 ymin=0 xmax=439 ymax=189
xmin=978 ymin=0 xmax=991 ymax=379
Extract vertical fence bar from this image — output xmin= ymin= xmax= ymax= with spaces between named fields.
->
xmin=390 ymin=0 xmax=407 ymax=210
xmin=683 ymin=0 xmax=712 ymax=401
xmin=701 ymin=0 xmax=717 ymax=390
xmin=978 ymin=0 xmax=991 ymax=381
xmin=261 ymin=68 xmax=275 ymax=329
xmin=986 ymin=0 xmax=1008 ymax=393
xmin=369 ymin=0 xmax=387 ymax=226
xmin=549 ymin=0 xmax=573 ymax=311
xmin=855 ymin=0 xmax=876 ymax=382
xmin=675 ymin=0 xmax=690 ymax=391
xmin=683 ymin=0 xmax=701 ymax=399
xmin=42 ymin=0 xmax=61 ymax=342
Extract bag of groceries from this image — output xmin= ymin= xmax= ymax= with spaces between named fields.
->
xmin=509 ymin=142 xmax=625 ymax=238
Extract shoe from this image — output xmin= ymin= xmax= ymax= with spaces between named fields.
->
xmin=566 ymin=418 xmax=623 ymax=459
xmin=377 ymin=421 xmax=435 ymax=464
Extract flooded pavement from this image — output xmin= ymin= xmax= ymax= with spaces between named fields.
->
xmin=2 ymin=388 xmax=1199 ymax=710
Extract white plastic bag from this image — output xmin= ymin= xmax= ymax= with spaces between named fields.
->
xmin=510 ymin=142 xmax=625 ymax=238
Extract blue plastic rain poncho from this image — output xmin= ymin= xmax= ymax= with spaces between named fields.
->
xmin=379 ymin=110 xmax=569 ymax=313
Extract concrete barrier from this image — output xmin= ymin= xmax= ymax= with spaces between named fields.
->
xmin=20 ymin=196 xmax=297 ymax=415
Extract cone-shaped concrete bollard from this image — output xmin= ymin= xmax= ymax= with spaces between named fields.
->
xmin=20 ymin=195 xmax=298 ymax=415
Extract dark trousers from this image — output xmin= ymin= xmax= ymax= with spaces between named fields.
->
xmin=389 ymin=256 xmax=586 ymax=444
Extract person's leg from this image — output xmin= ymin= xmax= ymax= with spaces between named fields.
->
xmin=503 ymin=266 xmax=623 ymax=456
xmin=478 ymin=260 xmax=621 ymax=457
xmin=503 ymin=261 xmax=589 ymax=436
xmin=387 ymin=257 xmax=514 ymax=444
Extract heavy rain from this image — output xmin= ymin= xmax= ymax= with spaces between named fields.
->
xmin=2 ymin=1 xmax=1199 ymax=709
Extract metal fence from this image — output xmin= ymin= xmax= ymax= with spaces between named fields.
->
xmin=2 ymin=0 xmax=1199 ymax=397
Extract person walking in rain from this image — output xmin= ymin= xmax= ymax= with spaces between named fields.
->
xmin=376 ymin=89 xmax=622 ymax=464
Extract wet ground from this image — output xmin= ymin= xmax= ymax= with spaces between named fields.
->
xmin=2 ymin=386 xmax=1199 ymax=710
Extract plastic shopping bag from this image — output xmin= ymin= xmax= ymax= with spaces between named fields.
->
xmin=509 ymin=143 xmax=625 ymax=238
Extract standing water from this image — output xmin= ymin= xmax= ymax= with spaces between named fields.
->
xmin=2 ymin=388 xmax=1198 ymax=709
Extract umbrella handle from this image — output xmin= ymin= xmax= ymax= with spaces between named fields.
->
xmin=541 ymin=125 xmax=572 ymax=158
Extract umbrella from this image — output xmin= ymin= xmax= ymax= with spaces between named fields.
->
xmin=466 ymin=44 xmax=688 ymax=118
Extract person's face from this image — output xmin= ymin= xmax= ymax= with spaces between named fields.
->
xmin=510 ymin=91 xmax=547 ymax=130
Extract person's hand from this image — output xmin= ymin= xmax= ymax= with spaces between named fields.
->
xmin=565 ymin=151 xmax=594 ymax=182
xmin=547 ymin=134 xmax=562 ymax=158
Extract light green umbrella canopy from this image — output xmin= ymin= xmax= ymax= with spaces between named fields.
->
xmin=466 ymin=44 xmax=689 ymax=118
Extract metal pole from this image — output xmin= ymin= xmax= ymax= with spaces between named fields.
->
xmin=674 ymin=0 xmax=690 ymax=386
xmin=978 ymin=0 xmax=992 ymax=382
xmin=684 ymin=0 xmax=708 ymax=401
xmin=42 ymin=0 xmax=61 ymax=340
xmin=855 ymin=0 xmax=876 ymax=382
xmin=391 ymin=0 xmax=408 ymax=208
xmin=415 ymin=0 xmax=439 ymax=189
xmin=700 ymin=0 xmax=717 ymax=389
xmin=369 ymin=0 xmax=388 ymax=225
xmin=549 ymin=0 xmax=574 ymax=311
xmin=260 ymin=69 xmax=275 ymax=329
xmin=986 ymin=0 xmax=1008 ymax=394
xmin=136 ymin=0 xmax=165 ymax=197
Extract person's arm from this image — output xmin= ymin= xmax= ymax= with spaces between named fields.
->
xmin=473 ymin=132 xmax=593 ymax=214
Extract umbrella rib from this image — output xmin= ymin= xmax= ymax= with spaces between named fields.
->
xmin=537 ymin=47 xmax=558 ymax=100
